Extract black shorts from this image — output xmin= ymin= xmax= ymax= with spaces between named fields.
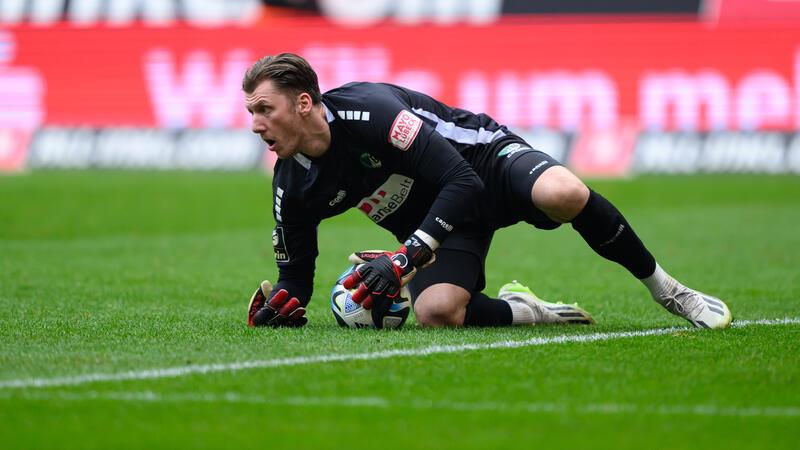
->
xmin=407 ymin=137 xmax=562 ymax=300
xmin=495 ymin=137 xmax=563 ymax=231
xmin=407 ymin=229 xmax=493 ymax=300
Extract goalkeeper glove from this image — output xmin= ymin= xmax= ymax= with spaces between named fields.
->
xmin=342 ymin=233 xmax=435 ymax=316
xmin=247 ymin=280 xmax=308 ymax=328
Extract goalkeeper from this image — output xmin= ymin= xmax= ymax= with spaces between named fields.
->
xmin=244 ymin=53 xmax=732 ymax=330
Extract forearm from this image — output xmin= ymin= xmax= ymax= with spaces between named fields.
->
xmin=416 ymin=158 xmax=485 ymax=247
xmin=403 ymin=126 xmax=486 ymax=247
xmin=269 ymin=220 xmax=319 ymax=306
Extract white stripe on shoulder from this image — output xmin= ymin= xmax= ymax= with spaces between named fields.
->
xmin=411 ymin=108 xmax=505 ymax=145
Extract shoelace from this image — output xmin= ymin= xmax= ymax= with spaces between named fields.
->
xmin=656 ymin=277 xmax=728 ymax=326
xmin=661 ymin=289 xmax=705 ymax=319
xmin=662 ymin=296 xmax=685 ymax=314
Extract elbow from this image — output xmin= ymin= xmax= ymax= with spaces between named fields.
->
xmin=468 ymin=171 xmax=485 ymax=196
xmin=455 ymin=166 xmax=485 ymax=199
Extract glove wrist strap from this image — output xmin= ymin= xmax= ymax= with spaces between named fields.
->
xmin=402 ymin=232 xmax=434 ymax=268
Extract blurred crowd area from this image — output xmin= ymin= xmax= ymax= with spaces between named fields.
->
xmin=3 ymin=0 xmax=800 ymax=25
xmin=2 ymin=0 xmax=800 ymax=174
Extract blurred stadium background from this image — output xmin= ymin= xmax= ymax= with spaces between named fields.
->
xmin=2 ymin=0 xmax=800 ymax=175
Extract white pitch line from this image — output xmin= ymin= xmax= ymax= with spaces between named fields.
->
xmin=3 ymin=390 xmax=799 ymax=419
xmin=0 ymin=317 xmax=797 ymax=390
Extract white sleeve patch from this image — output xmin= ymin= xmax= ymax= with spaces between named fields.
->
xmin=389 ymin=110 xmax=423 ymax=151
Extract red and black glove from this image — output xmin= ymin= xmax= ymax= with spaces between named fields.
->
xmin=342 ymin=234 xmax=434 ymax=318
xmin=247 ymin=280 xmax=308 ymax=328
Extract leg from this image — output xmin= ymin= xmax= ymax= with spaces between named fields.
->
xmin=413 ymin=283 xmax=471 ymax=327
xmin=531 ymin=165 xmax=590 ymax=223
xmin=505 ymin=150 xmax=655 ymax=279
xmin=518 ymin=157 xmax=730 ymax=328
xmin=408 ymin=242 xmax=513 ymax=328
xmin=530 ymin=164 xmax=656 ymax=279
xmin=408 ymin=246 xmax=594 ymax=328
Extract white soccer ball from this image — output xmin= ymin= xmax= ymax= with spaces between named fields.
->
xmin=330 ymin=264 xmax=412 ymax=329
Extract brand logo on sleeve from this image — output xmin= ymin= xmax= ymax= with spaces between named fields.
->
xmin=272 ymin=226 xmax=290 ymax=262
xmin=435 ymin=217 xmax=454 ymax=232
xmin=328 ymin=189 xmax=347 ymax=207
xmin=389 ymin=110 xmax=423 ymax=151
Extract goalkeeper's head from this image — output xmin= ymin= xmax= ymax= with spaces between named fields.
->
xmin=242 ymin=53 xmax=328 ymax=160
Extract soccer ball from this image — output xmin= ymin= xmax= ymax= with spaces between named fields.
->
xmin=330 ymin=264 xmax=412 ymax=329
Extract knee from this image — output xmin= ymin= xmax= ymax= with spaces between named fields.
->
xmin=531 ymin=166 xmax=590 ymax=222
xmin=413 ymin=284 xmax=469 ymax=328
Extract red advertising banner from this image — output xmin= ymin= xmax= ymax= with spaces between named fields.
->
xmin=710 ymin=0 xmax=800 ymax=23
xmin=2 ymin=19 xmax=800 ymax=135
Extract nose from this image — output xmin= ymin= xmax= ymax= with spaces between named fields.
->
xmin=251 ymin=115 xmax=266 ymax=134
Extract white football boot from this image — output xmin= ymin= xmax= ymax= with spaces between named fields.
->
xmin=498 ymin=281 xmax=595 ymax=325
xmin=651 ymin=277 xmax=732 ymax=329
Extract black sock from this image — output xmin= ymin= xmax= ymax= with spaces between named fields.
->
xmin=570 ymin=190 xmax=656 ymax=279
xmin=463 ymin=292 xmax=513 ymax=326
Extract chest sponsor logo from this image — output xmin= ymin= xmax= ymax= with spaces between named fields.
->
xmin=359 ymin=152 xmax=382 ymax=169
xmin=272 ymin=226 xmax=290 ymax=262
xmin=357 ymin=174 xmax=414 ymax=223
xmin=497 ymin=143 xmax=532 ymax=158
xmin=389 ymin=110 xmax=422 ymax=151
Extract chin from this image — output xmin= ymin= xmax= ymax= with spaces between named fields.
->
xmin=275 ymin=148 xmax=297 ymax=159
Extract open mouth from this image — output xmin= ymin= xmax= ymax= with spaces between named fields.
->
xmin=265 ymin=139 xmax=276 ymax=147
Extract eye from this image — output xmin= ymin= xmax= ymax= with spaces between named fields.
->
xmin=253 ymin=105 xmax=272 ymax=116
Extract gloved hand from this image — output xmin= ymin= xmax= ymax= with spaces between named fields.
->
xmin=342 ymin=234 xmax=434 ymax=316
xmin=247 ymin=280 xmax=308 ymax=328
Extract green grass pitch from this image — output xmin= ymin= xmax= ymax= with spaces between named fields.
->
xmin=1 ymin=171 xmax=799 ymax=450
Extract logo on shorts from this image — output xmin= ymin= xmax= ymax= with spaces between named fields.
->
xmin=497 ymin=143 xmax=532 ymax=159
xmin=272 ymin=226 xmax=290 ymax=262
xmin=359 ymin=153 xmax=382 ymax=169
xmin=389 ymin=110 xmax=422 ymax=151
xmin=529 ymin=161 xmax=549 ymax=175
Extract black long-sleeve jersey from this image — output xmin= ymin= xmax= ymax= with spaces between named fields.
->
xmin=270 ymin=82 xmax=524 ymax=304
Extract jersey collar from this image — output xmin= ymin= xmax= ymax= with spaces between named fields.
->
xmin=291 ymin=103 xmax=335 ymax=170
xmin=322 ymin=103 xmax=335 ymax=123
xmin=292 ymin=153 xmax=312 ymax=170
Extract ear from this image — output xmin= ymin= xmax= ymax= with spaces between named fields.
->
xmin=296 ymin=92 xmax=313 ymax=115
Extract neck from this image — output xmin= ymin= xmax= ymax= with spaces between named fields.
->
xmin=299 ymin=104 xmax=331 ymax=159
